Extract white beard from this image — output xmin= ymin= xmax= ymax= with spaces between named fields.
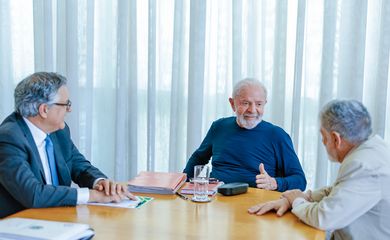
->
xmin=236 ymin=114 xmax=262 ymax=129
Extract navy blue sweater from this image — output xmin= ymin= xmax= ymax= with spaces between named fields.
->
xmin=183 ymin=117 xmax=306 ymax=191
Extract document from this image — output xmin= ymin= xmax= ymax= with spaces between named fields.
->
xmin=0 ymin=217 xmax=94 ymax=240
xmin=87 ymin=196 xmax=153 ymax=209
xmin=128 ymin=171 xmax=187 ymax=194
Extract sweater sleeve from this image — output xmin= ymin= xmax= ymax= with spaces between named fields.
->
xmin=183 ymin=122 xmax=215 ymax=178
xmin=274 ymin=131 xmax=307 ymax=191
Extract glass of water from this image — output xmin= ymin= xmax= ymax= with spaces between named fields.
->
xmin=192 ymin=165 xmax=210 ymax=202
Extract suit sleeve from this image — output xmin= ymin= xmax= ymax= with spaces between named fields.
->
xmin=291 ymin=160 xmax=381 ymax=230
xmin=274 ymin=131 xmax=307 ymax=191
xmin=56 ymin=125 xmax=107 ymax=188
xmin=183 ymin=122 xmax=215 ymax=178
xmin=0 ymin=132 xmax=78 ymax=208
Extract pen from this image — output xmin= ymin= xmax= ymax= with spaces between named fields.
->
xmin=189 ymin=178 xmax=219 ymax=184
xmin=134 ymin=196 xmax=143 ymax=208
xmin=175 ymin=191 xmax=190 ymax=200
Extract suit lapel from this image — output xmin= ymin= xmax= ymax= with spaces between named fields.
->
xmin=14 ymin=113 xmax=47 ymax=183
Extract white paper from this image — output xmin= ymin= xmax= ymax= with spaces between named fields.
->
xmin=0 ymin=218 xmax=93 ymax=240
xmin=87 ymin=196 xmax=153 ymax=209
xmin=87 ymin=198 xmax=140 ymax=208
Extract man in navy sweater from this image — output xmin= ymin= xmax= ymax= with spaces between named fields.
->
xmin=183 ymin=78 xmax=306 ymax=192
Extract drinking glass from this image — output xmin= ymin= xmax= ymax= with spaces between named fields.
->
xmin=192 ymin=165 xmax=210 ymax=202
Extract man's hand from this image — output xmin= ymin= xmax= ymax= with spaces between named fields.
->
xmin=255 ymin=163 xmax=277 ymax=190
xmin=94 ymin=179 xmax=137 ymax=200
xmin=281 ymin=189 xmax=310 ymax=206
xmin=248 ymin=198 xmax=291 ymax=216
xmin=88 ymin=189 xmax=124 ymax=203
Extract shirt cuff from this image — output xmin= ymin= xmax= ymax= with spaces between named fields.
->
xmin=292 ymin=197 xmax=308 ymax=209
xmin=93 ymin=178 xmax=106 ymax=188
xmin=77 ymin=187 xmax=90 ymax=204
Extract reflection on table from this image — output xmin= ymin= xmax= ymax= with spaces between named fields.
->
xmin=9 ymin=188 xmax=325 ymax=240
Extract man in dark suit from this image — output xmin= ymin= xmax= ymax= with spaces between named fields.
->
xmin=0 ymin=72 xmax=135 ymax=218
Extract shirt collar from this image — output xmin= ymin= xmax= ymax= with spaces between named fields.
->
xmin=23 ymin=117 xmax=47 ymax=147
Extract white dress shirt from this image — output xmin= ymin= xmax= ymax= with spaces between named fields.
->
xmin=23 ymin=118 xmax=89 ymax=204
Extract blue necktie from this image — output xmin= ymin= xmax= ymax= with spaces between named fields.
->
xmin=45 ymin=135 xmax=59 ymax=186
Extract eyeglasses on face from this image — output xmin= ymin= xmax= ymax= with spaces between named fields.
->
xmin=53 ymin=99 xmax=72 ymax=111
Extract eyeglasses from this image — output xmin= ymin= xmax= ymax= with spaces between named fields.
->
xmin=54 ymin=100 xmax=72 ymax=111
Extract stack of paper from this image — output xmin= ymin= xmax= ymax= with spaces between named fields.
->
xmin=128 ymin=171 xmax=187 ymax=194
xmin=0 ymin=218 xmax=94 ymax=240
xmin=180 ymin=182 xmax=224 ymax=196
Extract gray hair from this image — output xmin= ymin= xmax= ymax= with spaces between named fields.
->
xmin=14 ymin=72 xmax=67 ymax=117
xmin=320 ymin=99 xmax=372 ymax=144
xmin=232 ymin=78 xmax=267 ymax=99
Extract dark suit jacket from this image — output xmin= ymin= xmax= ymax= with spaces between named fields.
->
xmin=0 ymin=112 xmax=107 ymax=218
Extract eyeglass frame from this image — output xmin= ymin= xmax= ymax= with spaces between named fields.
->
xmin=53 ymin=99 xmax=72 ymax=111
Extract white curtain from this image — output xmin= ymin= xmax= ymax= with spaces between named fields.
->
xmin=0 ymin=0 xmax=389 ymax=190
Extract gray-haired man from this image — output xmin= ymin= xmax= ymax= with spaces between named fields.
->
xmin=0 ymin=72 xmax=135 ymax=218
xmin=183 ymin=78 xmax=306 ymax=192
xmin=248 ymin=99 xmax=390 ymax=239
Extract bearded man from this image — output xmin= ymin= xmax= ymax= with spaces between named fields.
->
xmin=183 ymin=78 xmax=306 ymax=192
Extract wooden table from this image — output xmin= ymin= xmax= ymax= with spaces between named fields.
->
xmin=9 ymin=188 xmax=324 ymax=239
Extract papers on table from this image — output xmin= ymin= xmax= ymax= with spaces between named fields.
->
xmin=0 ymin=217 xmax=94 ymax=240
xmin=87 ymin=196 xmax=153 ymax=209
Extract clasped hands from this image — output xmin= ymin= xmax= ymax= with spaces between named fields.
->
xmin=89 ymin=179 xmax=136 ymax=203
xmin=248 ymin=189 xmax=312 ymax=216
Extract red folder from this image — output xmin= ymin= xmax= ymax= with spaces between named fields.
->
xmin=127 ymin=171 xmax=187 ymax=194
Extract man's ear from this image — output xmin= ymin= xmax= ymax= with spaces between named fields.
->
xmin=38 ymin=104 xmax=48 ymax=118
xmin=331 ymin=131 xmax=342 ymax=149
xmin=229 ymin=98 xmax=236 ymax=112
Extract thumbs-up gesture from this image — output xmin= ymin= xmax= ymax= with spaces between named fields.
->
xmin=255 ymin=163 xmax=277 ymax=190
